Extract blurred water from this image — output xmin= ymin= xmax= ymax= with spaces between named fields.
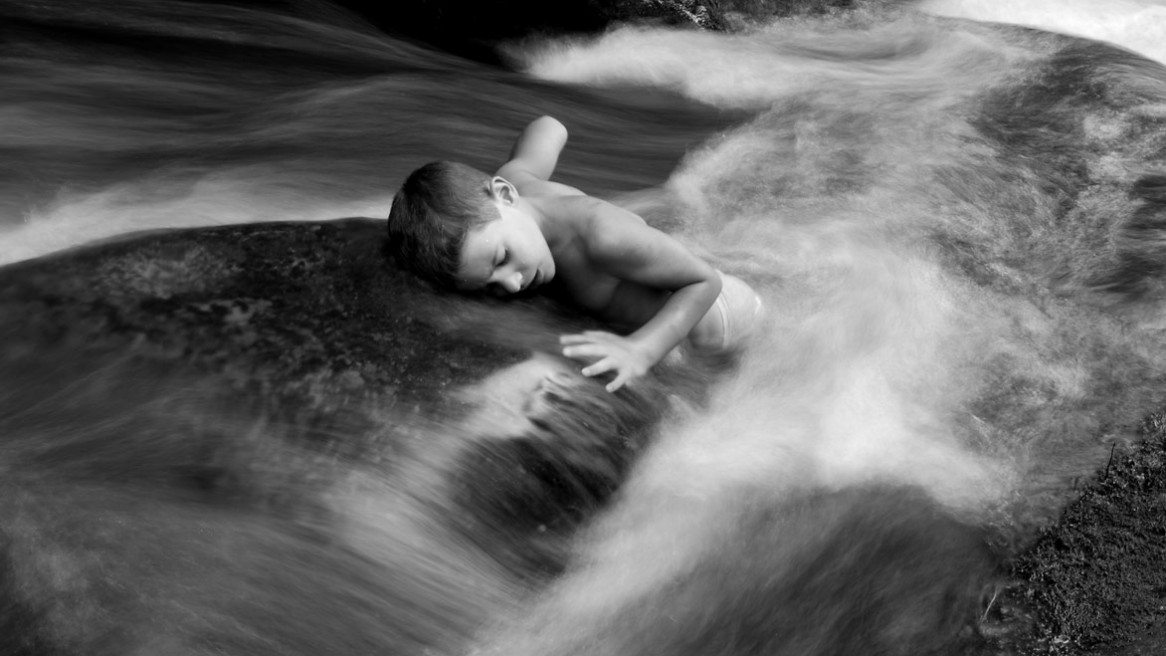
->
xmin=921 ymin=0 xmax=1166 ymax=64
xmin=0 ymin=0 xmax=726 ymax=262
xmin=511 ymin=0 xmax=1166 ymax=517
xmin=3 ymin=0 xmax=1166 ymax=654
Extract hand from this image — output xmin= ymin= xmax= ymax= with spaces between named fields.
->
xmin=560 ymin=331 xmax=653 ymax=393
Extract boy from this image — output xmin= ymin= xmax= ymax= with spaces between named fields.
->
xmin=387 ymin=116 xmax=762 ymax=392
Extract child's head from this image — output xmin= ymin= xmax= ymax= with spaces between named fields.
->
xmin=387 ymin=160 xmax=499 ymax=288
xmin=387 ymin=160 xmax=554 ymax=295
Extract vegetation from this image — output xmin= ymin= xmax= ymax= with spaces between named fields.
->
xmin=996 ymin=415 xmax=1166 ymax=654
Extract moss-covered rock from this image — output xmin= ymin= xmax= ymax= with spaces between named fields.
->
xmin=982 ymin=415 xmax=1166 ymax=655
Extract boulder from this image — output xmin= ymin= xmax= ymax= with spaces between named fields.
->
xmin=0 ymin=218 xmax=689 ymax=654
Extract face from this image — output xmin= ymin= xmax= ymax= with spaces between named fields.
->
xmin=456 ymin=201 xmax=555 ymax=296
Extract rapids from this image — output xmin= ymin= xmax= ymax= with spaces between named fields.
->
xmin=2 ymin=1 xmax=1166 ymax=654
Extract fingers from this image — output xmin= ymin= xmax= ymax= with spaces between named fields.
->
xmin=557 ymin=331 xmax=638 ymax=393
xmin=563 ymin=345 xmax=623 ymax=391
xmin=606 ymin=372 xmax=629 ymax=393
xmin=580 ymin=358 xmax=615 ymax=378
xmin=560 ymin=331 xmax=618 ymax=345
xmin=561 ymin=343 xmax=610 ymax=362
xmin=582 ymin=357 xmax=634 ymax=393
xmin=582 ymin=357 xmax=635 ymax=394
xmin=560 ymin=331 xmax=626 ymax=361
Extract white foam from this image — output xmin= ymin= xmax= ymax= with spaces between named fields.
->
xmin=0 ymin=173 xmax=391 ymax=266
xmin=518 ymin=16 xmax=1032 ymax=110
xmin=920 ymin=0 xmax=1166 ymax=64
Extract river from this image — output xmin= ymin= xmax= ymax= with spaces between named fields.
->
xmin=2 ymin=1 xmax=1165 ymax=654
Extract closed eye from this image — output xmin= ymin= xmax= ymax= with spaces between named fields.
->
xmin=497 ymin=249 xmax=509 ymax=267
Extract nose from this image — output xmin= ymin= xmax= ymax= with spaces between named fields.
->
xmin=494 ymin=271 xmax=523 ymax=294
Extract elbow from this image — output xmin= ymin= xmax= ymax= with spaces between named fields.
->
xmin=702 ymin=263 xmax=722 ymax=299
xmin=707 ymin=270 xmax=723 ymax=302
xmin=536 ymin=115 xmax=568 ymax=143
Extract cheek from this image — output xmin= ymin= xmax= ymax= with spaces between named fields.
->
xmin=535 ymin=237 xmax=553 ymax=262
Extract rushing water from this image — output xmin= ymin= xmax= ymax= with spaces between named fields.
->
xmin=3 ymin=0 xmax=1166 ymax=654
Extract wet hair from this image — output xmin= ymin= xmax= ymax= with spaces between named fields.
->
xmin=386 ymin=161 xmax=500 ymax=288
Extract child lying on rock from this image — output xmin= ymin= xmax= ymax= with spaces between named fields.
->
xmin=387 ymin=116 xmax=763 ymax=392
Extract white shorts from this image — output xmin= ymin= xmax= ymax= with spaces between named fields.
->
xmin=690 ymin=272 xmax=765 ymax=353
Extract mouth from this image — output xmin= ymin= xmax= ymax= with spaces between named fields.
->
xmin=524 ymin=270 xmax=541 ymax=292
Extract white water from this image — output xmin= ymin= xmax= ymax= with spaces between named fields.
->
xmin=921 ymin=0 xmax=1166 ymax=65
xmin=2 ymin=175 xmax=393 ymax=265
xmin=505 ymin=0 xmax=1166 ymax=506
xmin=7 ymin=1 xmax=1163 ymax=267
xmin=4 ymin=2 xmax=1166 ymax=652
xmin=463 ymin=5 xmax=1166 ymax=645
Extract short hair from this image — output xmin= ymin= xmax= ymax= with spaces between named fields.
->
xmin=386 ymin=161 xmax=499 ymax=288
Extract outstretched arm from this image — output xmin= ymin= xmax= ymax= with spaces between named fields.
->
xmin=496 ymin=116 xmax=568 ymax=183
xmin=560 ymin=200 xmax=722 ymax=392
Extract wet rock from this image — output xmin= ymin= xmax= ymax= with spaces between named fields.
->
xmin=0 ymin=218 xmax=687 ymax=655
xmin=987 ymin=419 xmax=1166 ymax=655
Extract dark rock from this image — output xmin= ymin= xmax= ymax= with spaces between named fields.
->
xmin=324 ymin=0 xmax=864 ymax=63
xmin=0 ymin=218 xmax=694 ymax=654
xmin=320 ymin=0 xmax=726 ymax=63
xmin=988 ymin=418 xmax=1166 ymax=655
xmin=0 ymin=218 xmax=995 ymax=656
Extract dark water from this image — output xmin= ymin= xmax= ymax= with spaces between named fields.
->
xmin=3 ymin=0 xmax=1166 ymax=654
xmin=0 ymin=0 xmax=730 ymax=257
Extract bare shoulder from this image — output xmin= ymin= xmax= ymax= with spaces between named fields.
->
xmin=563 ymin=196 xmax=657 ymax=257
xmin=512 ymin=175 xmax=587 ymax=199
xmin=554 ymin=195 xmax=715 ymax=288
xmin=576 ymin=196 xmax=649 ymax=230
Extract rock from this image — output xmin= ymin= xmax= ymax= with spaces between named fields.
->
xmin=324 ymin=0 xmax=864 ymax=62
xmin=0 ymin=217 xmax=993 ymax=655
xmin=0 ymin=218 xmax=689 ymax=654
xmin=990 ymin=421 xmax=1166 ymax=654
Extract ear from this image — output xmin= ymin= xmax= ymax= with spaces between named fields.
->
xmin=490 ymin=176 xmax=518 ymax=205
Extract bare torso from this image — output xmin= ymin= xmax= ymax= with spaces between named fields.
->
xmin=519 ymin=182 xmax=671 ymax=329
xmin=491 ymin=115 xmax=725 ymax=391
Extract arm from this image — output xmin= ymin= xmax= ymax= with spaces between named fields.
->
xmin=561 ymin=200 xmax=722 ymax=392
xmin=496 ymin=116 xmax=568 ymax=184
